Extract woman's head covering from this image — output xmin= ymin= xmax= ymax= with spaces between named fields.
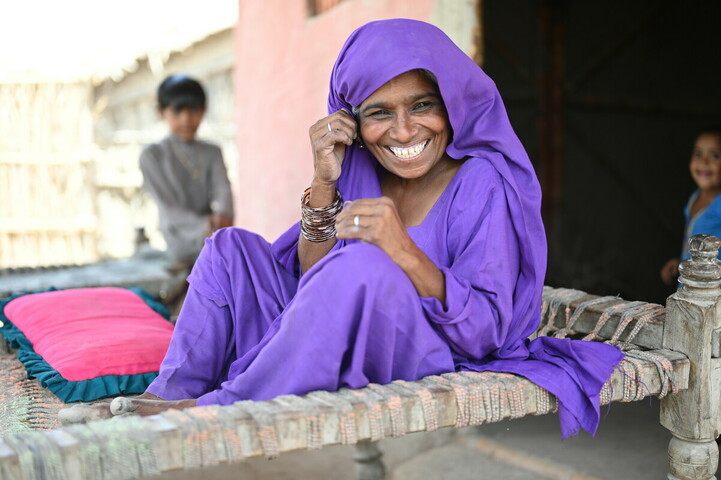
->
xmin=329 ymin=18 xmax=547 ymax=345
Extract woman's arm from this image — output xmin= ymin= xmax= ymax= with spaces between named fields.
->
xmin=298 ymin=110 xmax=357 ymax=273
xmin=418 ymin=168 xmax=522 ymax=360
xmin=297 ymin=181 xmax=340 ymax=273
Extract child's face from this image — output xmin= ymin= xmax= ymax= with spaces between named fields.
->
xmin=689 ymin=133 xmax=721 ymax=194
xmin=160 ymin=105 xmax=205 ymax=141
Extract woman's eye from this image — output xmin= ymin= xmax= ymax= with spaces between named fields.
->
xmin=368 ymin=110 xmax=391 ymax=119
xmin=412 ymin=102 xmax=433 ymax=112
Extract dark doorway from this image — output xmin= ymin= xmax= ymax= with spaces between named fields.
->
xmin=483 ymin=0 xmax=721 ymax=303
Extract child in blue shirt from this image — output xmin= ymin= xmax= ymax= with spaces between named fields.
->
xmin=661 ymin=127 xmax=721 ymax=284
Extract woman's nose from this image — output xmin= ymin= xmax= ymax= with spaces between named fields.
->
xmin=389 ymin=113 xmax=417 ymax=143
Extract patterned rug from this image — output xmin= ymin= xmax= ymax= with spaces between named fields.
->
xmin=0 ymin=351 xmax=64 ymax=433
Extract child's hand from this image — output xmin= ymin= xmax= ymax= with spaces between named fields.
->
xmin=660 ymin=258 xmax=681 ymax=285
xmin=208 ymin=214 xmax=233 ymax=235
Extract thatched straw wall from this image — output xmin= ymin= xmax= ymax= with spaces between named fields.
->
xmin=0 ymin=28 xmax=235 ymax=268
xmin=0 ymin=83 xmax=97 ymax=267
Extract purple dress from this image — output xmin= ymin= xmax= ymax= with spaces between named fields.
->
xmin=147 ymin=19 xmax=623 ymax=438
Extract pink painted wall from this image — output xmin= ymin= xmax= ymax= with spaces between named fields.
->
xmin=234 ymin=0 xmax=437 ymax=241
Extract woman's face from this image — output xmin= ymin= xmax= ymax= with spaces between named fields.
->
xmin=357 ymin=70 xmax=451 ymax=180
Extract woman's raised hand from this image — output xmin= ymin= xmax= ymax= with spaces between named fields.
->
xmin=299 ymin=110 xmax=357 ymax=273
xmin=309 ymin=109 xmax=357 ymax=186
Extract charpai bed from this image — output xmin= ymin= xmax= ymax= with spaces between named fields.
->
xmin=0 ymin=235 xmax=719 ymax=480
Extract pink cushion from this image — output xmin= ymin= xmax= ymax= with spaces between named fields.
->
xmin=4 ymin=287 xmax=173 ymax=381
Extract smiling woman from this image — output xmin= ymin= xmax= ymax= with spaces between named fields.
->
xmin=62 ymin=19 xmax=623 ymax=440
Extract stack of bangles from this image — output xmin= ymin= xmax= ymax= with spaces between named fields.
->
xmin=300 ymin=187 xmax=343 ymax=242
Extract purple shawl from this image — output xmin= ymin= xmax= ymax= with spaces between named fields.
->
xmin=274 ymin=19 xmax=623 ymax=438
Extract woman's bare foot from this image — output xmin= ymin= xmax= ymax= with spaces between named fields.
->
xmin=58 ymin=402 xmax=113 ymax=425
xmin=57 ymin=392 xmax=191 ymax=425
xmin=110 ymin=396 xmax=197 ymax=416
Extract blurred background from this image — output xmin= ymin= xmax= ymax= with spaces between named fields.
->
xmin=0 ymin=0 xmax=239 ymax=267
xmin=1 ymin=0 xmax=719 ymax=305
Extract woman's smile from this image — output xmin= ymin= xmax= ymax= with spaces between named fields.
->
xmin=388 ymin=140 xmax=429 ymax=160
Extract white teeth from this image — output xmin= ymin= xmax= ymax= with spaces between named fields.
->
xmin=389 ymin=140 xmax=428 ymax=159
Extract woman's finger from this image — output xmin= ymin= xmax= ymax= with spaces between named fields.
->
xmin=327 ymin=127 xmax=355 ymax=146
xmin=336 ymin=214 xmax=372 ymax=241
xmin=326 ymin=114 xmax=357 ymax=133
xmin=311 ymin=111 xmax=357 ymax=138
xmin=336 ymin=197 xmax=393 ymax=223
xmin=336 ymin=197 xmax=403 ymax=245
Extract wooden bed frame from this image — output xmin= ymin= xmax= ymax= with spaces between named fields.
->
xmin=1 ymin=234 xmax=720 ymax=480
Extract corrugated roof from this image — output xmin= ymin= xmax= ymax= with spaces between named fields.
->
xmin=0 ymin=0 xmax=237 ymax=83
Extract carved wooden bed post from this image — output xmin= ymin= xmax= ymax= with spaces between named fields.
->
xmin=661 ymin=234 xmax=721 ymax=480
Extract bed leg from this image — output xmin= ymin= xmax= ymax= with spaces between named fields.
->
xmin=661 ymin=235 xmax=721 ymax=480
xmin=354 ymin=440 xmax=386 ymax=480
xmin=667 ymin=437 xmax=719 ymax=480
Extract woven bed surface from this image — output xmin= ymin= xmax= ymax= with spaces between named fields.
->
xmin=0 ymin=348 xmax=689 ymax=480
xmin=0 ymin=351 xmax=63 ymax=433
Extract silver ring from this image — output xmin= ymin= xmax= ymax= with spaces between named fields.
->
xmin=353 ymin=215 xmax=360 ymax=227
xmin=327 ymin=122 xmax=332 ymax=133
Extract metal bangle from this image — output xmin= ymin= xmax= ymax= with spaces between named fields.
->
xmin=300 ymin=187 xmax=343 ymax=242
